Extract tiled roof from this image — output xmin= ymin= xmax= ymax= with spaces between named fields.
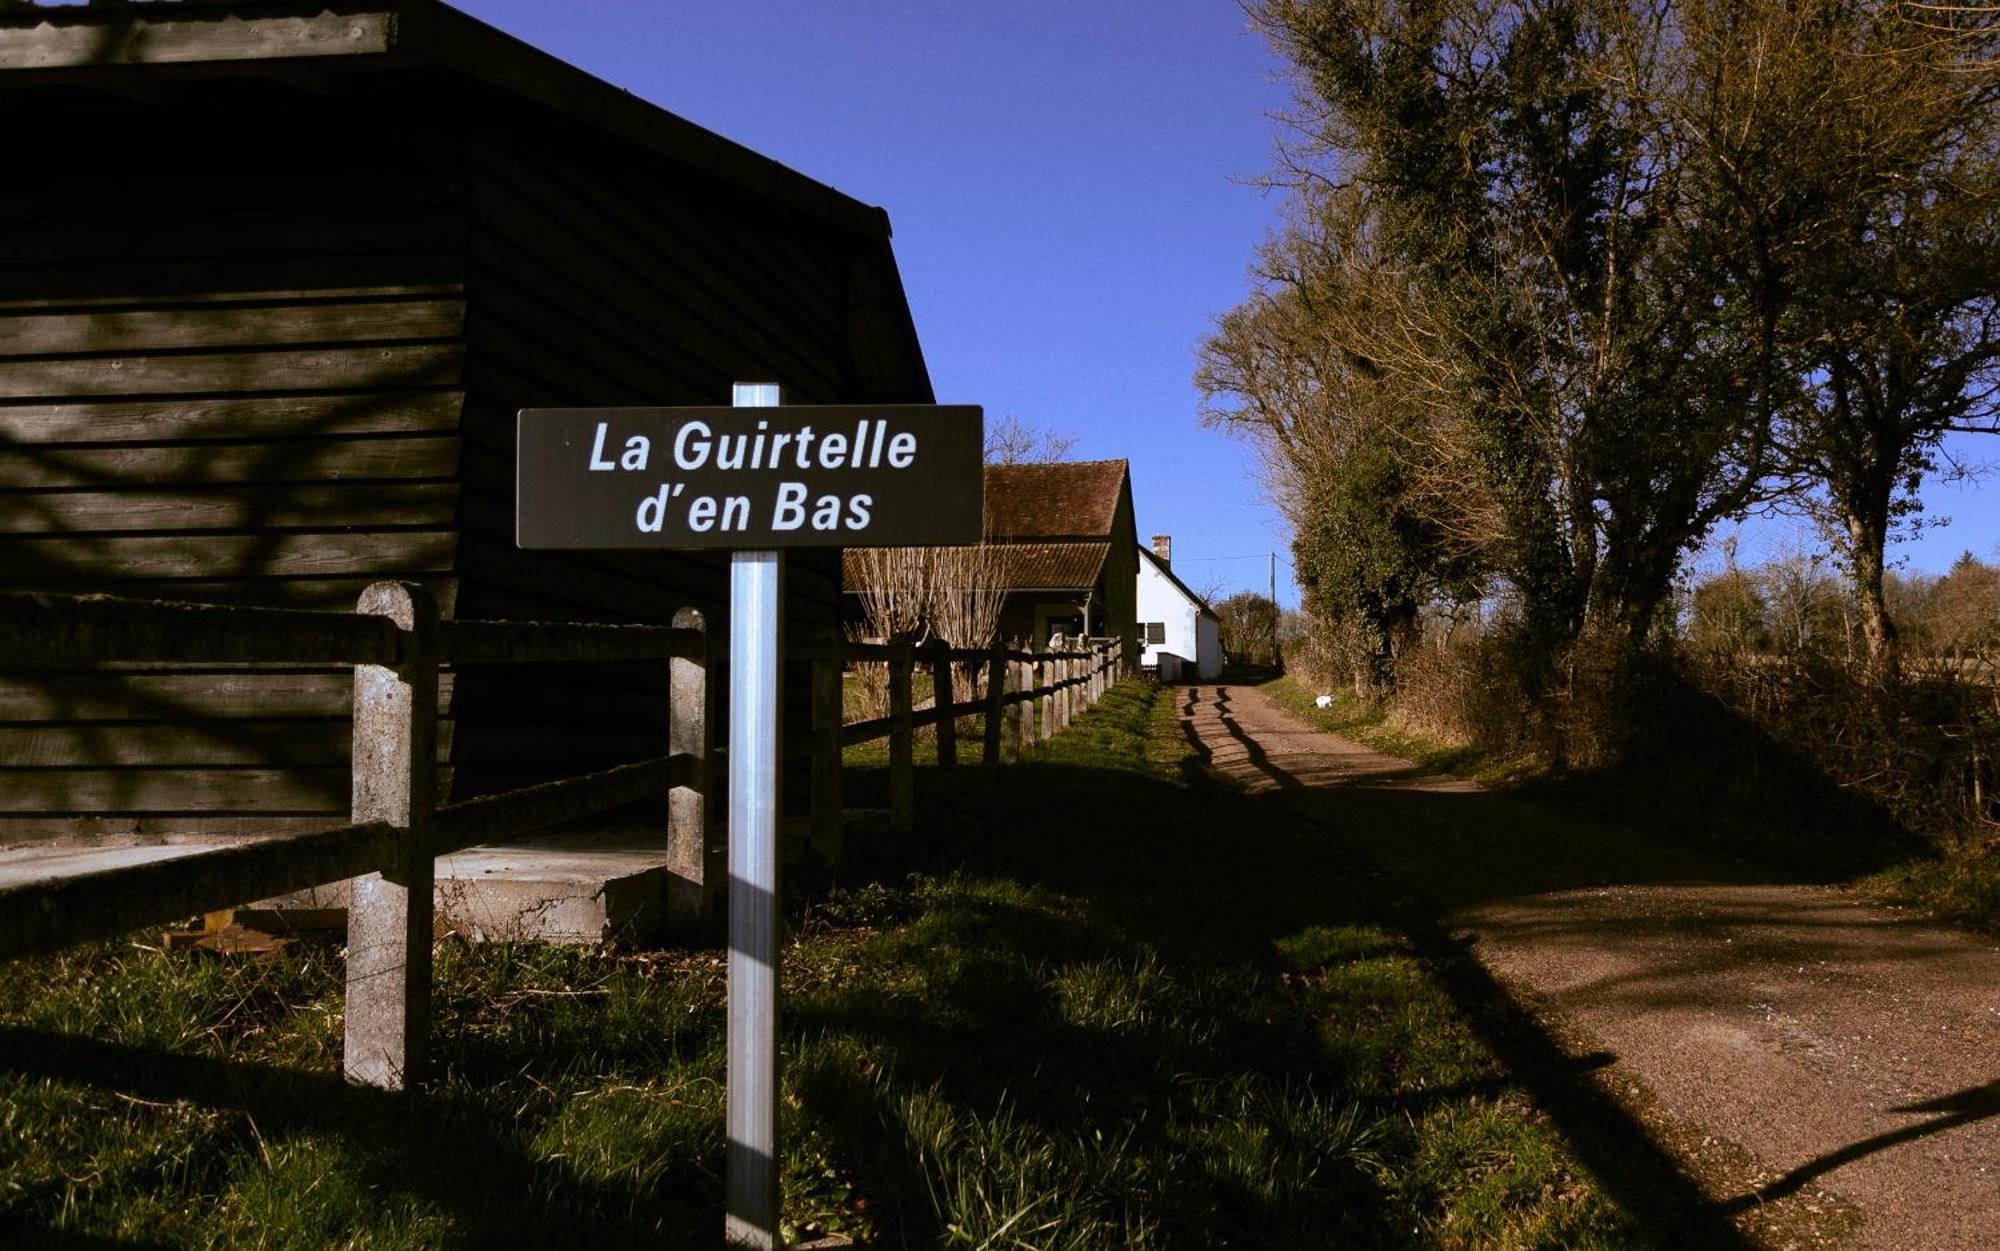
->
xmin=843 ymin=542 xmax=1109 ymax=593
xmin=983 ymin=460 xmax=1129 ymax=539
xmin=990 ymin=542 xmax=1110 ymax=590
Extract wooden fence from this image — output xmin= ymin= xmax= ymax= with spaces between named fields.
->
xmin=0 ymin=585 xmax=1123 ymax=1090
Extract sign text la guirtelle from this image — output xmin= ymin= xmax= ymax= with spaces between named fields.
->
xmin=516 ymin=404 xmax=984 ymax=549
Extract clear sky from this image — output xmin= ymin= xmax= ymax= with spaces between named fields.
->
xmin=448 ymin=1 xmax=1992 ymax=596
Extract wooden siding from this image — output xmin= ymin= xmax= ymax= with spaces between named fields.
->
xmin=0 ymin=100 xmax=468 ymax=842
xmin=1 ymin=58 xmax=934 ymax=836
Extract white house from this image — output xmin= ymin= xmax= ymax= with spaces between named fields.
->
xmin=1136 ymin=535 xmax=1222 ymax=681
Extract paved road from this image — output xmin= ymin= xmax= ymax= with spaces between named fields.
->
xmin=1180 ymin=684 xmax=2000 ymax=1251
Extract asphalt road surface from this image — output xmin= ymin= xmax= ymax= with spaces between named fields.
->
xmin=1180 ymin=683 xmax=2000 ymax=1251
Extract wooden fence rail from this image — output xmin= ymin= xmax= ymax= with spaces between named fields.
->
xmin=0 ymin=587 xmax=1125 ymax=1091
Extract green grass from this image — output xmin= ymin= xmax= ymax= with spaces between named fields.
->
xmin=1 ymin=681 xmax=1687 ymax=1249
xmin=1860 ymin=844 xmax=2000 ymax=931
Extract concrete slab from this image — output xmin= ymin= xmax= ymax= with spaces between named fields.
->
xmin=0 ymin=814 xmax=838 ymax=947
xmin=0 ymin=842 xmax=223 ymax=890
xmin=433 ymin=823 xmax=685 ymax=945
xmin=0 ymin=823 xmax=697 ymax=947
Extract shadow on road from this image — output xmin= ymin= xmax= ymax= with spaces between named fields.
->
xmin=1180 ymin=683 xmax=2000 ymax=1246
xmin=1724 ymin=1079 xmax=2000 ymax=1211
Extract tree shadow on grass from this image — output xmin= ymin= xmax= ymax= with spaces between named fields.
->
xmin=0 ymin=1027 xmax=720 ymax=1249
xmin=814 ymin=741 xmax=1754 ymax=1249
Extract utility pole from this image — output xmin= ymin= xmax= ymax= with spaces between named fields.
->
xmin=1269 ymin=552 xmax=1279 ymax=667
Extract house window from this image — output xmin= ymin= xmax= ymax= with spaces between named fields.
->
xmin=1144 ymin=622 xmax=1166 ymax=645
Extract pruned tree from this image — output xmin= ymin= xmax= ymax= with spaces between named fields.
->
xmin=848 ymin=544 xmax=1010 ymax=719
xmin=924 ymin=545 xmax=1010 ymax=653
xmin=851 ymin=546 xmax=1008 ymax=649
xmin=849 ymin=546 xmax=930 ymax=643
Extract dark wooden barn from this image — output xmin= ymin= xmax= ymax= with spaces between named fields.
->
xmin=0 ymin=0 xmax=935 ymax=844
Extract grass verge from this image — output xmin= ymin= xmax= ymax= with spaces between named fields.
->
xmin=3 ymin=681 xmax=1696 ymax=1248
xmin=1261 ymin=674 xmax=2000 ymax=934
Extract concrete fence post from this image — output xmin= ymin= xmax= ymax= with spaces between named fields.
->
xmin=928 ymin=639 xmax=956 ymax=771
xmin=1057 ymin=656 xmax=1074 ymax=733
xmin=1012 ymin=656 xmax=1028 ymax=754
xmin=668 ymin=606 xmax=714 ymax=924
xmin=810 ymin=627 xmax=844 ymax=866
xmin=345 ymin=580 xmax=438 ymax=1092
xmin=1005 ymin=655 xmax=1026 ymax=761
xmin=1048 ymin=651 xmax=1064 ymax=739
xmin=983 ymin=639 xmax=1006 ymax=767
xmin=888 ymin=640 xmax=914 ymax=832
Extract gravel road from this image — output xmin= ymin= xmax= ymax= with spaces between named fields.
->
xmin=1180 ymin=683 xmax=2000 ymax=1251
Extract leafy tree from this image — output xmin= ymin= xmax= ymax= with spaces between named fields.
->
xmin=1214 ymin=591 xmax=1281 ymax=665
xmin=1214 ymin=0 xmax=2000 ymax=711
xmin=1234 ymin=0 xmax=1781 ymax=667
xmin=1928 ymin=553 xmax=2000 ymax=656
xmin=1689 ymin=567 xmax=1768 ymax=654
xmin=1198 ymin=184 xmax=1485 ymax=692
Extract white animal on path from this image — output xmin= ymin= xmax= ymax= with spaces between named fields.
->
xmin=1314 ymin=694 xmax=1335 ymax=709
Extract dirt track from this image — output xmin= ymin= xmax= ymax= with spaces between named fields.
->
xmin=1180 ymin=683 xmax=2000 ymax=1251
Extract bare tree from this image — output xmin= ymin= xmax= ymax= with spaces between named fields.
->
xmin=984 ymin=415 xmax=1078 ymax=465
xmin=1694 ymin=0 xmax=2000 ymax=678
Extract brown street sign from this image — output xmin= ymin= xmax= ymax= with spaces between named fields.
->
xmin=516 ymin=404 xmax=984 ymax=549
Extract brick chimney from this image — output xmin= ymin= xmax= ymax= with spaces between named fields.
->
xmin=1151 ymin=534 xmax=1171 ymax=567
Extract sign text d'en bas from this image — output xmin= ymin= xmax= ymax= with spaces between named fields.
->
xmin=515 ymin=405 xmax=984 ymax=550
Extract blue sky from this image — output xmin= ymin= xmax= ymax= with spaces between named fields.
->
xmin=450 ymin=1 xmax=1993 ymax=595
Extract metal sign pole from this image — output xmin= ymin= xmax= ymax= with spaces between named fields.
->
xmin=725 ymin=381 xmax=783 ymax=1249
xmin=515 ymin=387 xmax=984 ymax=1249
